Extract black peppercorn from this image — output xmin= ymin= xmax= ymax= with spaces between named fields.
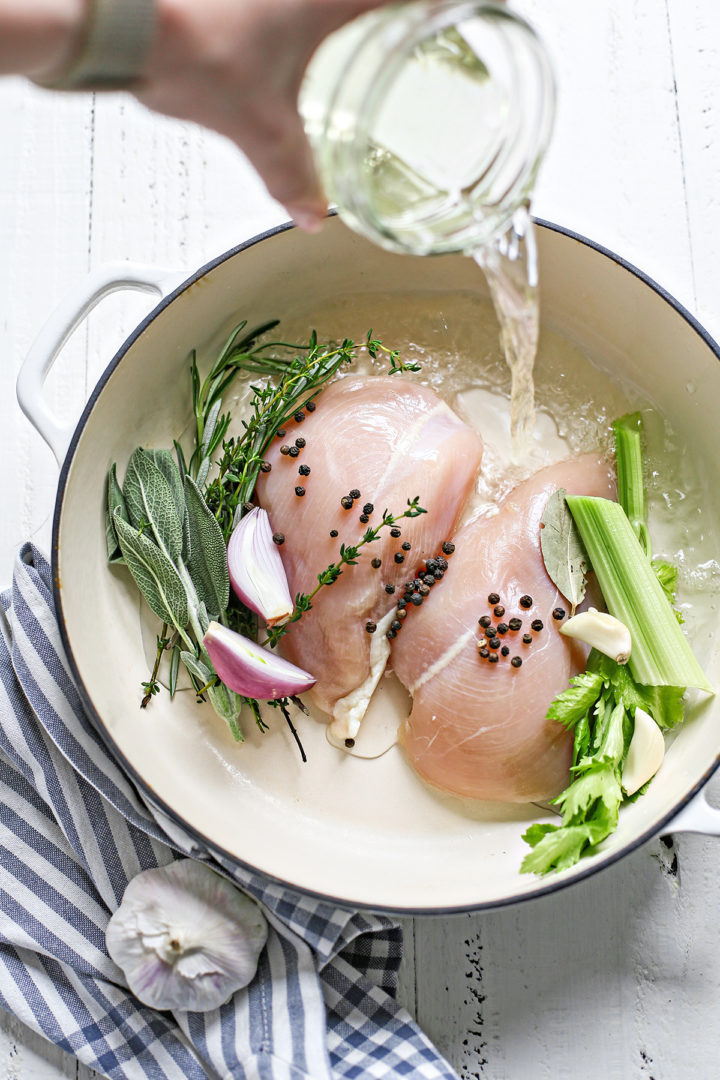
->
xmin=396 ymin=597 xmax=406 ymax=609
xmin=396 ymin=608 xmax=407 ymax=620
xmin=295 ymin=485 xmax=305 ymax=497
xmin=365 ymin=621 xmax=377 ymax=634
xmin=390 ymin=527 xmax=402 ymax=538
xmin=349 ymin=489 xmax=361 ymax=500
xmin=531 ymin=619 xmax=544 ymax=632
xmin=391 ymin=620 xmax=402 ymax=632
xmin=522 ymin=633 xmax=532 ymax=644
xmin=362 ymin=503 xmax=374 ymax=515
xmin=260 ymin=461 xmax=272 ymax=473
xmin=294 ymin=411 xmax=305 ymax=423
xmin=280 ymin=445 xmax=291 ymax=456
xmin=288 ymin=446 xmax=300 ymax=458
xmin=330 ymin=529 xmax=338 ymax=538
xmin=272 ymin=532 xmax=285 ymax=545
xmin=401 ymin=541 xmax=412 ymax=551
xmin=425 ymin=559 xmax=437 ymax=573
xmin=410 ymin=592 xmax=423 ymax=606
xmin=433 ymin=569 xmax=444 ymax=581
xmin=371 ymin=557 xmax=382 ymax=568
xmin=508 ymin=617 xmax=522 ymax=631
xmin=295 ymin=437 xmax=306 ymax=448
xmin=496 ymin=622 xmax=509 ymax=635
xmin=478 ymin=615 xmax=492 ymax=628
xmin=501 ymin=645 xmax=510 ymax=657
xmin=442 ymin=541 xmax=455 ymax=555
xmin=298 ymin=464 xmax=311 ymax=476
xmin=386 ymin=628 xmax=397 ymax=640
xmin=305 ymin=400 xmax=316 ymax=412
xmin=488 ymin=638 xmax=500 ymax=650
xmin=394 ymin=552 xmax=405 ymax=564
xmin=552 ymin=607 xmax=566 ymax=621
xmin=276 ymin=428 xmax=286 ymax=438
xmin=341 ymin=496 xmax=353 ymax=510
xmin=488 ymin=653 xmax=499 ymax=664
xmin=437 ymin=557 xmax=448 ymax=571
xmin=423 ymin=575 xmax=435 ymax=587
xmin=359 ymin=513 xmax=369 ymax=523
xmin=385 ymin=584 xmax=396 ymax=595
xmin=519 ymin=594 xmax=533 ymax=609
xmin=494 ymin=605 xmax=505 ymax=618
xmin=419 ymin=584 xmax=430 ymax=596
xmin=488 ymin=592 xmax=500 ymax=605
xmin=478 ymin=647 xmax=490 ymax=658
xmin=511 ymin=656 xmax=522 ymax=668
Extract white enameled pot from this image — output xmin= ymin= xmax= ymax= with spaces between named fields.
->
xmin=16 ymin=216 xmax=720 ymax=913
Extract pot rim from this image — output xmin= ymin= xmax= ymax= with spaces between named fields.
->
xmin=51 ymin=216 xmax=720 ymax=914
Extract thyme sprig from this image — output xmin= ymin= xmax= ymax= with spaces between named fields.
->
xmin=366 ymin=329 xmax=422 ymax=375
xmin=264 ymin=497 xmax=427 ymax=648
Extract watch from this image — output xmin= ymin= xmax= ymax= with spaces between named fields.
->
xmin=33 ymin=0 xmax=157 ymax=91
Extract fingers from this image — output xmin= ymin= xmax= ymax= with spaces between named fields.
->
xmin=238 ymin=105 xmax=328 ymax=231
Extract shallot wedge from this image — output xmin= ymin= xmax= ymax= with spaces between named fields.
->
xmin=227 ymin=507 xmax=293 ymax=627
xmin=256 ymin=376 xmax=483 ymax=731
xmin=203 ymin=622 xmax=316 ymax=700
xmin=391 ymin=454 xmax=617 ymax=803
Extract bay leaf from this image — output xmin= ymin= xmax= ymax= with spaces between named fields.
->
xmin=540 ymin=488 xmax=589 ymax=615
xmin=114 ymin=511 xmax=189 ymax=630
xmin=122 ymin=449 xmax=184 ymax=565
xmin=183 ymin=474 xmax=230 ymax=619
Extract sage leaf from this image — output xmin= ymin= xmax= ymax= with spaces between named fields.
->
xmin=106 ymin=463 xmax=128 ymax=564
xmin=146 ymin=448 xmax=190 ymax=560
xmin=180 ymin=650 xmax=213 ymax=687
xmin=122 ymin=449 xmax=184 ymax=565
xmin=540 ymin=488 xmax=589 ymax=615
xmin=207 ymin=681 xmax=244 ymax=742
xmin=114 ymin=511 xmax=189 ymax=630
xmin=183 ymin=474 xmax=230 ymax=619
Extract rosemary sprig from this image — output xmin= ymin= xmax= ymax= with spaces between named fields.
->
xmin=264 ymin=497 xmax=427 ymax=648
xmin=200 ymin=334 xmax=356 ymax=542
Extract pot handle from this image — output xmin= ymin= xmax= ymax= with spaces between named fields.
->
xmin=662 ymin=787 xmax=720 ymax=837
xmin=16 ymin=262 xmax=186 ymax=465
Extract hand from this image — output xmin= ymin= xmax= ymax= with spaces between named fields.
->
xmin=136 ymin=0 xmax=392 ymax=229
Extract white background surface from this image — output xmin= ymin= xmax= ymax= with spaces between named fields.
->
xmin=2 ymin=1 xmax=720 ymax=1077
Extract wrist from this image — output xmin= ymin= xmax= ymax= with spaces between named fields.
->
xmin=1 ymin=0 xmax=87 ymax=79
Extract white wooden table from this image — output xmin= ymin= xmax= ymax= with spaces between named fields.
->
xmin=2 ymin=2 xmax=720 ymax=1077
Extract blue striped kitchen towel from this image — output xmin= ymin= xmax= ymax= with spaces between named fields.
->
xmin=0 ymin=543 xmax=458 ymax=1080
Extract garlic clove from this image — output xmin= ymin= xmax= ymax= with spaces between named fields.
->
xmin=622 ymin=707 xmax=665 ymax=796
xmin=560 ymin=607 xmax=632 ymax=664
xmin=106 ymin=859 xmax=268 ymax=1012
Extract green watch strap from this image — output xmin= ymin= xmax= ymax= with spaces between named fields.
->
xmin=34 ymin=0 xmax=157 ymax=91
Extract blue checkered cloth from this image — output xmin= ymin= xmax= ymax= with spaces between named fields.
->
xmin=0 ymin=544 xmax=458 ymax=1080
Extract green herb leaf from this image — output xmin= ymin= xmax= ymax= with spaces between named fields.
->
xmin=168 ymin=643 xmax=181 ymax=698
xmin=105 ymin=463 xmax=128 ymax=564
xmin=539 ymin=488 xmax=590 ymax=615
xmin=546 ymin=670 xmax=604 ymax=728
xmin=122 ymin=449 xmax=184 ymax=565
xmin=183 ymin=475 xmax=230 ymax=619
xmin=113 ymin=511 xmax=189 ymax=631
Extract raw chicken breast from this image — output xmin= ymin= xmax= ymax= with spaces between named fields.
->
xmin=391 ymin=454 xmax=617 ymax=803
xmin=256 ymin=376 xmax=483 ymax=730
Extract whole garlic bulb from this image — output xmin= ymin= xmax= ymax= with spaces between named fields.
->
xmin=106 ymin=859 xmax=268 ymax=1012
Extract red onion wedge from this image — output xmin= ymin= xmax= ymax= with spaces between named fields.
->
xmin=227 ymin=507 xmax=293 ymax=627
xmin=204 ymin=622 xmax=316 ymax=700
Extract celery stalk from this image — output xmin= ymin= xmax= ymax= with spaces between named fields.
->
xmin=613 ymin=412 xmax=650 ymax=557
xmin=565 ymin=495 xmax=713 ymax=693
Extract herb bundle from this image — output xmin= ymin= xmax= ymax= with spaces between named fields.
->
xmin=106 ymin=318 xmax=422 ymax=744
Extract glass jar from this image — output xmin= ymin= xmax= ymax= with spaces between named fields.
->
xmin=300 ymin=1 xmax=555 ymax=256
